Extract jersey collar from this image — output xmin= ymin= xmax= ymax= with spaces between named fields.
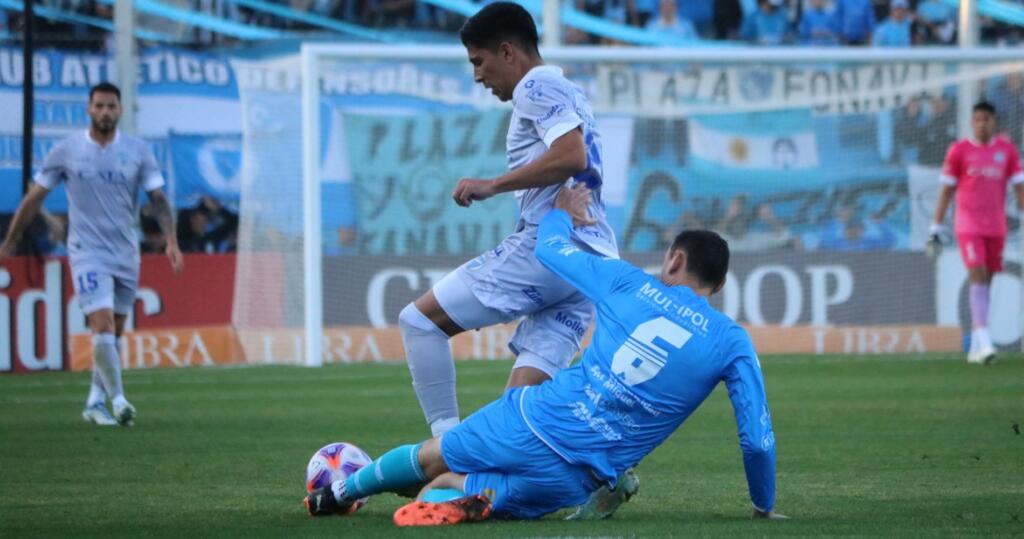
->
xmin=85 ymin=128 xmax=120 ymax=148
xmin=967 ymin=136 xmax=996 ymax=147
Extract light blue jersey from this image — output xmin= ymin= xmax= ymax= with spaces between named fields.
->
xmin=522 ymin=210 xmax=777 ymax=512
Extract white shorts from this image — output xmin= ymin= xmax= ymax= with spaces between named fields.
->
xmin=72 ymin=265 xmax=137 ymax=316
xmin=451 ymin=231 xmax=595 ymax=377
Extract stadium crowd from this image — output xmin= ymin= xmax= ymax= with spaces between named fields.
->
xmin=3 ymin=0 xmax=1024 ymax=49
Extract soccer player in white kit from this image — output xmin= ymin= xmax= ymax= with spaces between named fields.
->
xmin=930 ymin=101 xmax=1024 ymax=364
xmin=0 ymin=83 xmax=184 ymax=425
xmin=398 ymin=2 xmax=618 ymax=436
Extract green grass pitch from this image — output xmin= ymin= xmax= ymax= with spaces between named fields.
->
xmin=1 ymin=356 xmax=1022 ymax=537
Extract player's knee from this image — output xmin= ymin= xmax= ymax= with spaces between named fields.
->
xmin=417 ymin=437 xmax=449 ymax=478
xmin=399 ymin=303 xmax=445 ymax=338
xmin=87 ymin=310 xmax=116 ymax=334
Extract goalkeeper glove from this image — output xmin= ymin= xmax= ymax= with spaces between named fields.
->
xmin=926 ymin=223 xmax=948 ymax=259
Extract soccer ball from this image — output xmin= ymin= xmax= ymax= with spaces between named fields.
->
xmin=305 ymin=442 xmax=373 ymax=498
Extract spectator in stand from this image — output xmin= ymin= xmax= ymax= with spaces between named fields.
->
xmin=646 ymin=0 xmax=699 ymax=41
xmin=834 ymin=0 xmax=875 ymax=44
xmin=817 ymin=205 xmax=897 ymax=251
xmin=191 ymin=0 xmax=243 ymax=44
xmin=713 ymin=0 xmax=744 ymax=39
xmin=741 ymin=0 xmax=792 ymax=45
xmin=140 ymin=216 xmax=167 ymax=255
xmin=986 ymin=73 xmax=1024 ymax=148
xmin=679 ymin=0 xmax=715 ymax=36
xmin=715 ymin=195 xmax=799 ymax=252
xmin=872 ymin=0 xmax=911 ymax=46
xmin=577 ymin=0 xmax=605 ymax=43
xmin=919 ymin=93 xmax=958 ymax=166
xmin=893 ymin=95 xmax=926 ymax=164
xmin=176 ymin=196 xmax=238 ymax=254
xmin=177 ymin=208 xmax=212 ymax=254
xmin=914 ymin=0 xmax=956 ymax=44
xmin=799 ymin=0 xmax=839 ymax=45
xmin=628 ymin=0 xmax=658 ymax=27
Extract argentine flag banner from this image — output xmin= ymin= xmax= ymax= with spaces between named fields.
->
xmin=688 ymin=110 xmax=819 ymax=171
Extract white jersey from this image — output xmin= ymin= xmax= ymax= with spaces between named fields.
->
xmin=507 ymin=65 xmax=618 ymax=258
xmin=34 ymin=130 xmax=165 ymax=278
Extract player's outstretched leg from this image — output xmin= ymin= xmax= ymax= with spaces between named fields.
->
xmin=565 ymin=468 xmax=639 ymax=521
xmin=303 ymin=443 xmax=429 ymax=517
xmin=393 ymin=494 xmax=493 ymax=527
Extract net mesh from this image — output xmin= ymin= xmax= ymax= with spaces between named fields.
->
xmin=233 ymin=49 xmax=1024 ymax=363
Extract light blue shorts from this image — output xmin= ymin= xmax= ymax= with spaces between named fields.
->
xmin=440 ymin=387 xmax=599 ymax=519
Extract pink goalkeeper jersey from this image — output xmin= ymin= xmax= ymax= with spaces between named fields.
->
xmin=940 ymin=135 xmax=1024 ymax=236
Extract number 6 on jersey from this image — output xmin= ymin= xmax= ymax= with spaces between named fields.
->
xmin=612 ymin=317 xmax=693 ymax=386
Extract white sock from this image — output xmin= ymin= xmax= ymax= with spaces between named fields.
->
xmin=399 ymin=303 xmax=460 ymax=431
xmin=86 ymin=368 xmax=106 ymax=407
xmin=430 ymin=417 xmax=461 ymax=438
xmin=93 ymin=333 xmax=125 ymax=401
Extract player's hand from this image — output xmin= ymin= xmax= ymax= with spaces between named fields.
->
xmin=752 ymin=508 xmax=789 ymax=520
xmin=452 ymin=178 xmax=496 ymax=207
xmin=166 ymin=243 xmax=184 ymax=274
xmin=555 ymin=183 xmax=596 ymax=228
xmin=926 ymin=223 xmax=948 ymax=260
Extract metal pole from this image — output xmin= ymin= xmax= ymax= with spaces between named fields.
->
xmin=21 ymin=0 xmax=35 ymax=195
xmin=542 ymin=0 xmax=560 ymax=48
xmin=114 ymin=0 xmax=137 ymax=133
xmin=956 ymin=0 xmax=979 ymax=139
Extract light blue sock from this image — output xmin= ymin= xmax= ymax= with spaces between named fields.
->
xmin=332 ymin=443 xmax=428 ymax=503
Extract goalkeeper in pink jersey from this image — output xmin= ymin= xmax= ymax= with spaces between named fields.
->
xmin=930 ymin=101 xmax=1024 ymax=364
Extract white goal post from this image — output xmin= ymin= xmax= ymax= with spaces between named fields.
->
xmin=256 ymin=44 xmax=1024 ymax=366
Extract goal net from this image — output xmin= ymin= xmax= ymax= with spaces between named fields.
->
xmin=231 ymin=45 xmax=1024 ymax=365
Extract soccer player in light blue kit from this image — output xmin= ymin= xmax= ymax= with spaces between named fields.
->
xmin=0 ymin=83 xmax=183 ymax=426
xmin=305 ymin=186 xmax=785 ymax=525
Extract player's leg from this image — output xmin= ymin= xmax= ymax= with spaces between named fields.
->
xmin=973 ymin=235 xmax=1004 ymax=363
xmin=516 ymin=294 xmax=640 ymax=519
xmin=305 ymin=436 xmax=444 ymax=516
xmin=108 ymin=277 xmax=137 ymax=424
xmin=75 ymin=267 xmax=118 ymax=425
xmin=959 ymin=235 xmax=996 ymax=363
xmin=436 ymin=388 xmax=600 ymax=521
xmin=507 ymin=289 xmax=593 ymax=388
xmin=400 ymin=269 xmax=511 ymax=437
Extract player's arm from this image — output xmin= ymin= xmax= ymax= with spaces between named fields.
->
xmin=534 ymin=187 xmax=632 ymax=302
xmin=721 ymin=331 xmax=780 ymax=518
xmin=145 ymin=189 xmax=184 ymax=273
xmin=453 ymin=128 xmax=587 ymax=207
xmin=453 ymin=78 xmax=589 ymax=206
xmin=139 ymin=140 xmax=183 ymax=273
xmin=0 ymin=183 xmax=52 ymax=259
xmin=931 ymin=143 xmax=961 ymax=239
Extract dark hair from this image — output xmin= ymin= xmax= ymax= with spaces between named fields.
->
xmin=89 ymin=82 xmax=121 ymax=103
xmin=459 ymin=2 xmax=539 ymax=55
xmin=671 ymin=230 xmax=730 ymax=289
xmin=972 ymin=101 xmax=996 ymax=116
